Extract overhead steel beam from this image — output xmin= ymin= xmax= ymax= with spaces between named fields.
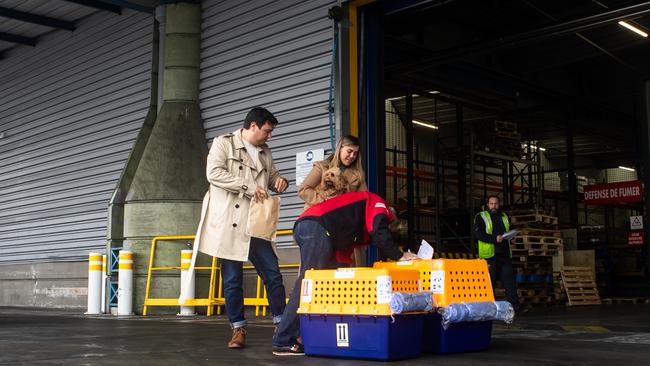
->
xmin=63 ymin=0 xmax=121 ymax=14
xmin=390 ymin=2 xmax=650 ymax=73
xmin=99 ymin=0 xmax=154 ymax=13
xmin=519 ymin=0 xmax=637 ymax=72
xmin=0 ymin=32 xmax=36 ymax=46
xmin=0 ymin=6 xmax=75 ymax=31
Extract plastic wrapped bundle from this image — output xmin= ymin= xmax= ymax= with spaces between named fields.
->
xmin=495 ymin=300 xmax=515 ymax=322
xmin=438 ymin=301 xmax=514 ymax=329
xmin=464 ymin=301 xmax=497 ymax=322
xmin=389 ymin=292 xmax=435 ymax=314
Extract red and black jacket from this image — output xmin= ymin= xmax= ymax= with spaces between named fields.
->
xmin=295 ymin=191 xmax=403 ymax=263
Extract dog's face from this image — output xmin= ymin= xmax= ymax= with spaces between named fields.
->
xmin=317 ymin=167 xmax=348 ymax=199
xmin=323 ymin=167 xmax=345 ymax=190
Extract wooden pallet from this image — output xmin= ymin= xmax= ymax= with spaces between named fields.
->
xmin=512 ymin=235 xmax=563 ymax=245
xmin=601 ymin=297 xmax=650 ymax=305
xmin=511 ymin=214 xmax=559 ymax=226
xmin=513 ymin=255 xmax=553 ymax=264
xmin=518 ymin=288 xmax=550 ymax=297
xmin=480 ymin=146 xmax=524 ymax=158
xmin=512 ymin=249 xmax=555 ymax=257
xmin=561 ymin=266 xmax=601 ymax=306
xmin=494 ymin=130 xmax=521 ymax=140
xmin=494 ymin=120 xmax=517 ymax=131
xmin=512 ymin=243 xmax=561 ymax=256
xmin=517 ymin=228 xmax=562 ymax=238
xmin=508 ymin=209 xmax=551 ymax=216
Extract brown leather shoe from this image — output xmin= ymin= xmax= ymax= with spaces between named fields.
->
xmin=228 ymin=327 xmax=246 ymax=349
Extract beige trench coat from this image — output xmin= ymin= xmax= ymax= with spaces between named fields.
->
xmin=193 ymin=129 xmax=285 ymax=262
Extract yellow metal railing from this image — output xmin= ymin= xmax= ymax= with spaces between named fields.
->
xmin=142 ymin=230 xmax=295 ymax=316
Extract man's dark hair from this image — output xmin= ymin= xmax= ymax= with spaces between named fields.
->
xmin=244 ymin=107 xmax=278 ymax=129
xmin=487 ymin=195 xmax=501 ymax=203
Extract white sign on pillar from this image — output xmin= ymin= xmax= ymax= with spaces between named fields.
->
xmin=296 ymin=149 xmax=324 ymax=187
xmin=631 ymin=216 xmax=644 ymax=230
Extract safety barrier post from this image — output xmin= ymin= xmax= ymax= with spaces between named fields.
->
xmin=179 ymin=249 xmax=196 ymax=315
xmin=117 ymin=250 xmax=134 ymax=315
xmin=101 ymin=254 xmax=107 ymax=313
xmin=86 ymin=252 xmax=102 ymax=314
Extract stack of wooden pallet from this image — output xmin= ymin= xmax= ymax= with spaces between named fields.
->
xmin=508 ymin=209 xmax=563 ymax=308
xmin=510 ymin=227 xmax=563 ymax=256
xmin=553 ymin=272 xmax=567 ymax=304
xmin=561 ymin=266 xmax=601 ymax=306
xmin=475 ymin=120 xmax=524 ymax=159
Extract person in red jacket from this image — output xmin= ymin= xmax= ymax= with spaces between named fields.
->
xmin=271 ymin=191 xmax=418 ymax=356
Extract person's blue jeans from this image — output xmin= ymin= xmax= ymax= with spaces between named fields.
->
xmin=273 ymin=220 xmax=339 ymax=347
xmin=220 ymin=237 xmax=286 ymax=328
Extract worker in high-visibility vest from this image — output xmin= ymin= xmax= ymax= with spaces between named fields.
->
xmin=475 ymin=195 xmax=524 ymax=313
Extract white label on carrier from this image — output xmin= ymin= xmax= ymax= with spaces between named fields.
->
xmin=430 ymin=270 xmax=445 ymax=294
xmin=376 ymin=275 xmax=392 ymax=304
xmin=336 ymin=323 xmax=349 ymax=347
xmin=300 ymin=279 xmax=313 ymax=303
xmin=396 ymin=260 xmax=413 ymax=266
xmin=334 ymin=269 xmax=355 ymax=279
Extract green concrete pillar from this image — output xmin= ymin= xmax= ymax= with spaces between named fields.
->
xmin=163 ymin=3 xmax=201 ymax=102
xmin=122 ymin=2 xmax=208 ymax=314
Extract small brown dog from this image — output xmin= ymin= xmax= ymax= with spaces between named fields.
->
xmin=316 ymin=167 xmax=348 ymax=200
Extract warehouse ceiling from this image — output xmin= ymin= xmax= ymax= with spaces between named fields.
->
xmin=0 ymin=0 xmax=155 ymax=60
xmin=383 ymin=0 xmax=650 ymax=168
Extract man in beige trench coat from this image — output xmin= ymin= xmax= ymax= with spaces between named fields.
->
xmin=193 ymin=107 xmax=289 ymax=349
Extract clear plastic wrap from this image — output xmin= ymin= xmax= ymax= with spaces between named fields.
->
xmin=389 ymin=291 xmax=435 ymax=314
xmin=437 ymin=301 xmax=514 ymax=329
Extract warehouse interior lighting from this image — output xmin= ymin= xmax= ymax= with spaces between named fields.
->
xmin=412 ymin=119 xmax=438 ymax=130
xmin=619 ymin=166 xmax=636 ymax=172
xmin=618 ymin=21 xmax=648 ymax=38
xmin=522 ymin=143 xmax=546 ymax=151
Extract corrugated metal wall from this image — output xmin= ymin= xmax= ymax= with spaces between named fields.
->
xmin=200 ymin=0 xmax=336 ymax=245
xmin=0 ymin=10 xmax=152 ymax=264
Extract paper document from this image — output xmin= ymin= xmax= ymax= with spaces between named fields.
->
xmin=501 ymin=230 xmax=520 ymax=240
xmin=417 ymin=239 xmax=434 ymax=259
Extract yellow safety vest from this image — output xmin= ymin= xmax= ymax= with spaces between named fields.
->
xmin=477 ymin=211 xmax=511 ymax=259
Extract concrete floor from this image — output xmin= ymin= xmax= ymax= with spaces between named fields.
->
xmin=2 ymin=305 xmax=650 ymax=365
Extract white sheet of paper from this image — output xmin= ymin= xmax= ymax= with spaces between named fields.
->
xmin=502 ymin=230 xmax=520 ymax=240
xmin=417 ymin=239 xmax=434 ymax=259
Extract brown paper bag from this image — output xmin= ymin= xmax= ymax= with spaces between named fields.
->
xmin=246 ymin=196 xmax=281 ymax=241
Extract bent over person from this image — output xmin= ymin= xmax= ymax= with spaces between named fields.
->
xmin=271 ymin=191 xmax=418 ymax=356
xmin=193 ymin=107 xmax=289 ymax=349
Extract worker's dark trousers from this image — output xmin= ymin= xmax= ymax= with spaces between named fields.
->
xmin=487 ymin=255 xmax=520 ymax=310
xmin=273 ymin=220 xmax=339 ymax=347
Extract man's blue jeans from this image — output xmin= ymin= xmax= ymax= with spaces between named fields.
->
xmin=273 ymin=220 xmax=339 ymax=347
xmin=220 ymin=237 xmax=286 ymax=328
